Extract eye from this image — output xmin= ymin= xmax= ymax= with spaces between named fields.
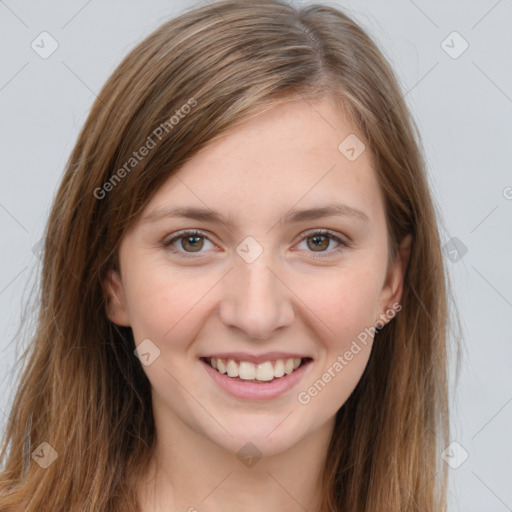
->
xmin=162 ymin=230 xmax=215 ymax=258
xmin=163 ymin=229 xmax=349 ymax=259
xmin=295 ymin=229 xmax=349 ymax=258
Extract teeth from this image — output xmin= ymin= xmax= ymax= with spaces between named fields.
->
xmin=274 ymin=359 xmax=285 ymax=377
xmin=206 ymin=357 xmax=305 ymax=381
xmin=284 ymin=358 xmax=294 ymax=375
xmin=226 ymin=359 xmax=238 ymax=377
xmin=239 ymin=361 xmax=256 ymax=380
xmin=217 ymin=359 xmax=227 ymax=374
xmin=256 ymin=361 xmax=274 ymax=381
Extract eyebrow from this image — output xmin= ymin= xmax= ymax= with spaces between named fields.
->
xmin=141 ymin=203 xmax=370 ymax=228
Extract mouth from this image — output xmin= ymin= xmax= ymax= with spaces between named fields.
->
xmin=200 ymin=356 xmax=313 ymax=384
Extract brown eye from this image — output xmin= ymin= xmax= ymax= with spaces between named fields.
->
xmin=180 ymin=234 xmax=204 ymax=252
xmin=163 ymin=230 xmax=214 ymax=257
xmin=306 ymin=234 xmax=330 ymax=252
xmin=163 ymin=229 xmax=349 ymax=260
xmin=296 ymin=230 xmax=349 ymax=258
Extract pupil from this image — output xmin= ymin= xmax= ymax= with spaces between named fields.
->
xmin=309 ymin=235 xmax=327 ymax=251
xmin=184 ymin=235 xmax=202 ymax=251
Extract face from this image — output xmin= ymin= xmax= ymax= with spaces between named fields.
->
xmin=105 ymin=96 xmax=410 ymax=457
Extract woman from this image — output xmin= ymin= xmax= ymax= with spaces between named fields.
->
xmin=0 ymin=1 xmax=458 ymax=510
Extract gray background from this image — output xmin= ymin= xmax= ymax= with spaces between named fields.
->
xmin=1 ymin=1 xmax=511 ymax=510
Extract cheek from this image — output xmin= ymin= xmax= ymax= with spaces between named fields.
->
xmin=295 ymin=261 xmax=383 ymax=346
xmin=294 ymin=268 xmax=380 ymax=414
xmin=121 ymin=257 xmax=203 ymax=344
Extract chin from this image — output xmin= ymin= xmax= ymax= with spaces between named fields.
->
xmin=204 ymin=422 xmax=304 ymax=460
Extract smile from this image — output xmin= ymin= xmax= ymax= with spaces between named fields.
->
xmin=200 ymin=356 xmax=313 ymax=400
xmin=202 ymin=356 xmax=310 ymax=383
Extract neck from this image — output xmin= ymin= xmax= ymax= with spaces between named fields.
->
xmin=136 ymin=397 xmax=335 ymax=511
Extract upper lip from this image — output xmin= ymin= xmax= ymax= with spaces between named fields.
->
xmin=200 ymin=352 xmax=312 ymax=364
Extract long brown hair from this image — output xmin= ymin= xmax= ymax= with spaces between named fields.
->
xmin=0 ymin=1 xmax=460 ymax=510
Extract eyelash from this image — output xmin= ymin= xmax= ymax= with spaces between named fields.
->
xmin=162 ymin=229 xmax=350 ymax=259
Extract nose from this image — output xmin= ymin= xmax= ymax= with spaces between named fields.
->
xmin=218 ymin=255 xmax=295 ymax=340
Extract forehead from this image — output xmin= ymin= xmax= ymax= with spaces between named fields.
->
xmin=142 ymin=97 xmax=384 ymax=229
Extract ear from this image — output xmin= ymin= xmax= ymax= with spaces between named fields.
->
xmin=103 ymin=269 xmax=131 ymax=327
xmin=377 ymin=233 xmax=412 ymax=325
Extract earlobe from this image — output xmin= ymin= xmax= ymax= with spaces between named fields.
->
xmin=103 ymin=269 xmax=131 ymax=327
xmin=377 ymin=233 xmax=412 ymax=325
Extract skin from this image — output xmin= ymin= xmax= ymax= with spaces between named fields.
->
xmin=104 ymin=95 xmax=411 ymax=511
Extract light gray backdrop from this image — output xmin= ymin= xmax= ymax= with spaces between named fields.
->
xmin=1 ymin=1 xmax=511 ymax=510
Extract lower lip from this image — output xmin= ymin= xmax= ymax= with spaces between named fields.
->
xmin=200 ymin=358 xmax=312 ymax=400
